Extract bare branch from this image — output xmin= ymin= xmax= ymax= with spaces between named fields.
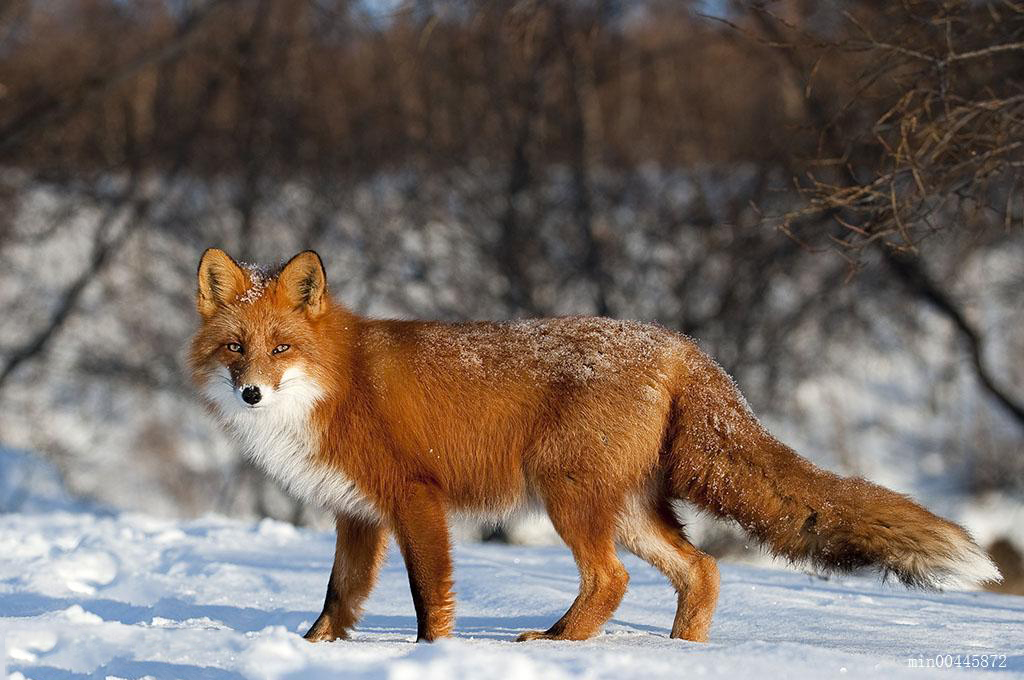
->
xmin=0 ymin=0 xmax=232 ymax=155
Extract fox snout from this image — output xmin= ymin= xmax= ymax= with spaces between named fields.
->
xmin=240 ymin=385 xmax=262 ymax=405
xmin=233 ymin=379 xmax=275 ymax=408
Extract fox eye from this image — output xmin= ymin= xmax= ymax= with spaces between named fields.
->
xmin=272 ymin=344 xmax=290 ymax=355
xmin=226 ymin=342 xmax=243 ymax=353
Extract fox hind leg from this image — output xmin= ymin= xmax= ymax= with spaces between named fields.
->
xmin=517 ymin=493 xmax=629 ymax=642
xmin=615 ymin=495 xmax=719 ymax=642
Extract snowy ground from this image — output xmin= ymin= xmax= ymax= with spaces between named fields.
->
xmin=2 ymin=506 xmax=1022 ymax=680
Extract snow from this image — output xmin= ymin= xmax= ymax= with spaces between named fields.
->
xmin=0 ymin=450 xmax=72 ymax=515
xmin=237 ymin=261 xmax=276 ymax=304
xmin=3 ymin=504 xmax=1022 ymax=679
xmin=411 ymin=317 xmax=673 ymax=385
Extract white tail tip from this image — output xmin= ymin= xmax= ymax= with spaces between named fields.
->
xmin=924 ymin=532 xmax=1002 ymax=591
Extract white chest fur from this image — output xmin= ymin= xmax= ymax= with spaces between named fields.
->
xmin=202 ymin=367 xmax=378 ymax=521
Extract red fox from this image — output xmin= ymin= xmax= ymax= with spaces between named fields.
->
xmin=190 ymin=248 xmax=1000 ymax=643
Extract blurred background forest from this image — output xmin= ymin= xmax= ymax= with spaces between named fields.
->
xmin=0 ymin=0 xmax=1021 ymax=589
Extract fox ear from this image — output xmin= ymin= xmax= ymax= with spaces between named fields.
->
xmin=196 ymin=248 xmax=247 ymax=318
xmin=278 ymin=250 xmax=328 ymax=318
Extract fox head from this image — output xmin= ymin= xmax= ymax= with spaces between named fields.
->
xmin=189 ymin=248 xmax=335 ymax=421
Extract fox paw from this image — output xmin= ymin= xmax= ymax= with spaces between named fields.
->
xmin=303 ymin=615 xmax=350 ymax=642
xmin=515 ymin=630 xmax=555 ymax=642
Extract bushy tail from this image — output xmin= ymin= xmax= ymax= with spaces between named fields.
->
xmin=666 ymin=354 xmax=1001 ymax=590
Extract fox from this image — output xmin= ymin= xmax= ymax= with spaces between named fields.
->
xmin=189 ymin=247 xmax=1000 ymax=644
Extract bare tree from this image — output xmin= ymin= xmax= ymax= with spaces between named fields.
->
xmin=731 ymin=1 xmax=1024 ymax=430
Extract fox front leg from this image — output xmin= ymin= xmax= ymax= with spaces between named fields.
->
xmin=391 ymin=482 xmax=455 ymax=642
xmin=305 ymin=514 xmax=388 ymax=642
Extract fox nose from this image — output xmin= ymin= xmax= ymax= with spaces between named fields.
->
xmin=241 ymin=385 xmax=262 ymax=405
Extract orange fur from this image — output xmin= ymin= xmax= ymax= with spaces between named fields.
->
xmin=190 ymin=248 xmax=1000 ymax=644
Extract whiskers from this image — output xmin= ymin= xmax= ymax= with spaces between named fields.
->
xmin=201 ymin=365 xmax=324 ymax=421
xmin=275 ymin=369 xmax=325 ymax=407
xmin=276 ymin=375 xmax=308 ymax=390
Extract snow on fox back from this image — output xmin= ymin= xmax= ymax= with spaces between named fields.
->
xmin=412 ymin=316 xmax=678 ymax=384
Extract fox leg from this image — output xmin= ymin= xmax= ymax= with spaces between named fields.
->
xmin=616 ymin=496 xmax=719 ymax=642
xmin=305 ymin=513 xmax=388 ymax=642
xmin=517 ymin=496 xmax=629 ymax=642
xmin=391 ymin=482 xmax=455 ymax=642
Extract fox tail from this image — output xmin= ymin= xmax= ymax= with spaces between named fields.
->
xmin=666 ymin=354 xmax=1000 ymax=590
